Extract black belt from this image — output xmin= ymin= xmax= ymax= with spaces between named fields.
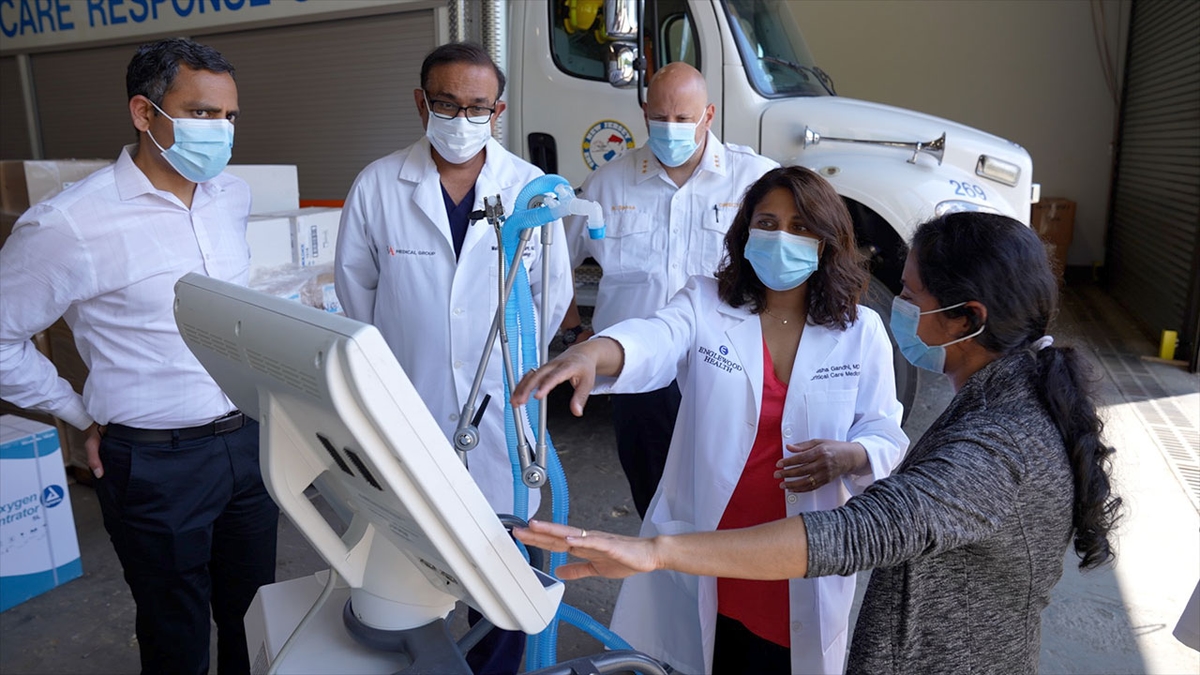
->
xmin=105 ymin=411 xmax=247 ymax=444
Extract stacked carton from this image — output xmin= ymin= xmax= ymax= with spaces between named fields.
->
xmin=0 ymin=416 xmax=83 ymax=611
xmin=1030 ymin=197 xmax=1076 ymax=279
xmin=247 ymin=207 xmax=342 ymax=273
xmin=0 ymin=159 xmax=113 ymax=249
xmin=232 ymin=166 xmax=344 ymax=314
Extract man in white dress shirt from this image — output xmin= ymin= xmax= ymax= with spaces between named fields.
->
xmin=0 ymin=39 xmax=276 ymax=675
xmin=561 ymin=62 xmax=778 ymax=518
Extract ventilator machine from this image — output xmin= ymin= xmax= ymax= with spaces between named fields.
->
xmin=175 ymin=176 xmax=666 ymax=674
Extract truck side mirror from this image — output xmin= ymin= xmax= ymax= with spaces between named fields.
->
xmin=606 ymin=43 xmax=638 ymax=88
xmin=605 ymin=0 xmax=638 ymax=39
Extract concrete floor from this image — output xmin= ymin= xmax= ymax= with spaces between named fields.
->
xmin=1 ymin=282 xmax=1198 ymax=674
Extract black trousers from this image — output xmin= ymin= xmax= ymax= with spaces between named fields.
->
xmin=713 ymin=613 xmax=791 ymax=674
xmin=96 ymin=421 xmax=279 ymax=675
xmin=466 ymin=607 xmax=526 ymax=675
xmin=610 ymin=381 xmax=682 ymax=518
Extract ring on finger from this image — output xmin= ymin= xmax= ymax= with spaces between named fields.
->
xmin=579 ymin=529 xmax=588 ymax=538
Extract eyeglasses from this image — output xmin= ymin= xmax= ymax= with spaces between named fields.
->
xmin=422 ymin=91 xmax=496 ymax=124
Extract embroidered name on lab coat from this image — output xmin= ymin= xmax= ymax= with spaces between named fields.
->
xmin=812 ymin=363 xmax=860 ymax=381
xmin=697 ymin=346 xmax=743 ymax=373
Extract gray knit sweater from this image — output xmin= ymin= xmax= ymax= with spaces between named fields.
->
xmin=803 ymin=350 xmax=1074 ymax=674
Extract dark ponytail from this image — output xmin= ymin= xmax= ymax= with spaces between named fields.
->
xmin=1033 ymin=345 xmax=1121 ymax=569
xmin=912 ymin=212 xmax=1121 ymax=570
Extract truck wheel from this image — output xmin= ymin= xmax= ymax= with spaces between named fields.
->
xmin=862 ymin=275 xmax=918 ymax=422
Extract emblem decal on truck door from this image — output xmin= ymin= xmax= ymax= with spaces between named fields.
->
xmin=582 ymin=120 xmax=636 ymax=171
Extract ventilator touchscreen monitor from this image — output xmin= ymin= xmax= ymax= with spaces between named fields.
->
xmin=173 ymin=273 xmax=562 ymax=633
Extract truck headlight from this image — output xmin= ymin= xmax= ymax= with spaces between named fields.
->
xmin=975 ymin=155 xmax=1021 ymax=187
xmin=935 ymin=200 xmax=1002 ymax=217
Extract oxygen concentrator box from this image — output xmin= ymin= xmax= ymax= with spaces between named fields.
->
xmin=0 ymin=416 xmax=82 ymax=612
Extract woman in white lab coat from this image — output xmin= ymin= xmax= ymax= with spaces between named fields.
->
xmin=515 ymin=166 xmax=908 ymax=674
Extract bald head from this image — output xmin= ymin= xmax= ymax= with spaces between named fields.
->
xmin=645 ymin=63 xmax=711 ymax=124
xmin=648 ymin=62 xmax=707 ymax=103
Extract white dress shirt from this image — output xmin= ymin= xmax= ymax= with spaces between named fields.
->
xmin=565 ymin=132 xmax=778 ymax=332
xmin=0 ymin=145 xmax=252 ymax=431
xmin=335 ymin=137 xmax=573 ymax=515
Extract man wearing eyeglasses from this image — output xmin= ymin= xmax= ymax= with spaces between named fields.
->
xmin=334 ymin=42 xmax=572 ymax=675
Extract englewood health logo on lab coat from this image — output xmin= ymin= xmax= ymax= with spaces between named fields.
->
xmin=697 ymin=345 xmax=743 ymax=373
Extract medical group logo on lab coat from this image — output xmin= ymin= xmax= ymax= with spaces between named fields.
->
xmin=582 ymin=120 xmax=636 ymax=171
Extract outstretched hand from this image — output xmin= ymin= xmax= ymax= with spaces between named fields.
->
xmin=513 ymin=520 xmax=659 ymax=580
xmin=513 ymin=338 xmax=621 ymax=416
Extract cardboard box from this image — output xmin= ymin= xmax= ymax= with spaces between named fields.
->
xmin=246 ymin=207 xmax=342 ymax=271
xmin=0 ymin=416 xmax=83 ymax=612
xmin=246 ymin=214 xmax=296 ymax=274
xmin=0 ymin=211 xmax=17 ymax=250
xmin=1030 ymin=197 xmax=1075 ymax=278
xmin=224 ymin=165 xmax=300 ymax=215
xmin=290 ymin=208 xmax=341 ymax=267
xmin=0 ymin=160 xmax=113 ymax=215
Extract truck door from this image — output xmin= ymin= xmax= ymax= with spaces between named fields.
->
xmin=512 ymin=0 xmax=722 ymax=187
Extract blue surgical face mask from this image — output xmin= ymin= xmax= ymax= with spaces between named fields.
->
xmin=890 ymin=297 xmax=986 ymax=373
xmin=744 ymin=228 xmax=820 ymax=291
xmin=146 ymin=100 xmax=234 ymax=183
xmin=647 ymin=119 xmax=700 ymax=167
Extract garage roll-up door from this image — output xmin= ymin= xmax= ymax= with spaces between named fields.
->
xmin=1 ymin=56 xmax=32 ymax=160
xmin=31 ymin=43 xmax=137 ymax=161
xmin=1106 ymin=0 xmax=1200 ymax=368
xmin=201 ymin=10 xmax=435 ymax=201
xmin=24 ymin=8 xmax=435 ymax=201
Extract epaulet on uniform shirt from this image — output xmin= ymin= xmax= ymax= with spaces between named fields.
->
xmin=723 ymin=142 xmax=761 ymax=157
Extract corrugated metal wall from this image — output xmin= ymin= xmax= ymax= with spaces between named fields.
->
xmin=0 ymin=56 xmax=32 ymax=159
xmin=201 ymin=11 xmax=434 ymax=200
xmin=32 ymin=44 xmax=142 ymax=160
xmin=8 ymin=8 xmax=435 ymax=201
xmin=1106 ymin=0 xmax=1200 ymax=368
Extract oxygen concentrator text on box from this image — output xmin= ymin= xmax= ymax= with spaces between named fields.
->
xmin=0 ymin=415 xmax=82 ymax=612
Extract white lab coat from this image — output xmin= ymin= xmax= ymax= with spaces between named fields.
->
xmin=598 ymin=276 xmax=908 ymax=675
xmin=335 ymin=137 xmax=573 ymax=515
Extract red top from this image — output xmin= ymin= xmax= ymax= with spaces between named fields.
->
xmin=716 ymin=338 xmax=790 ymax=648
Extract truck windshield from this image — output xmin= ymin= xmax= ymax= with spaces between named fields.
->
xmin=724 ymin=0 xmax=834 ymax=98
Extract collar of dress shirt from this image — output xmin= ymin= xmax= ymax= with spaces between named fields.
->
xmin=635 ymin=130 xmax=728 ymax=185
xmin=114 ymin=143 xmax=224 ymax=207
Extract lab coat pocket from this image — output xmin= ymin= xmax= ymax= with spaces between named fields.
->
xmin=603 ymin=211 xmax=655 ymax=279
xmin=804 ymin=389 xmax=856 ymax=442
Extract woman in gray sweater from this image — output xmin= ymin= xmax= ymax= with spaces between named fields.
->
xmin=513 ymin=212 xmax=1121 ymax=674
